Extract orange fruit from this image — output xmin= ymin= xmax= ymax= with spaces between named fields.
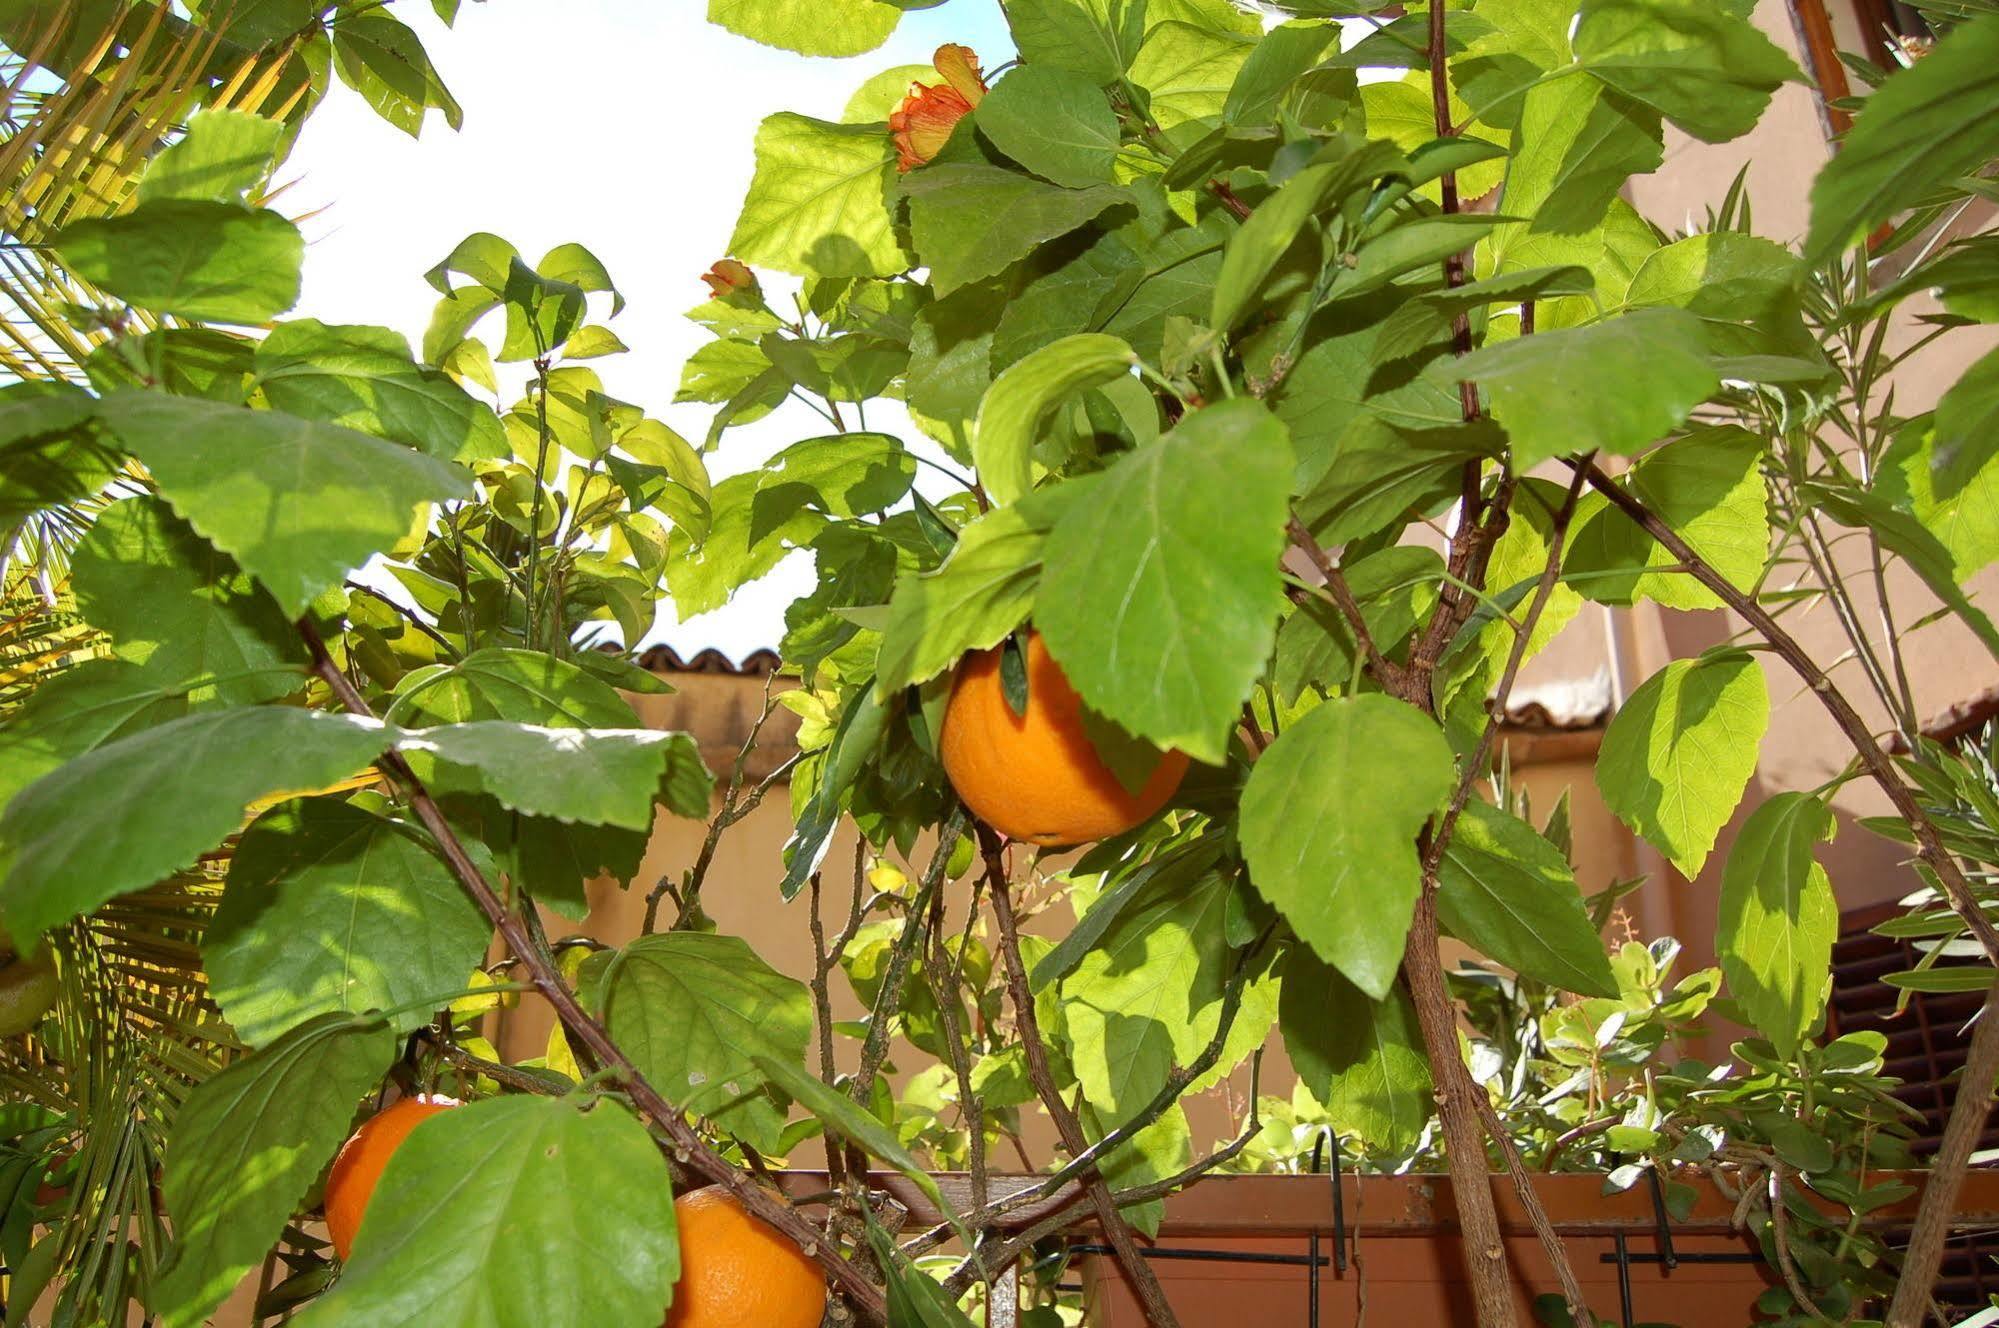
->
xmin=940 ymin=631 xmax=1189 ymax=846
xmin=324 ymin=1095 xmax=457 ymax=1260
xmin=664 ymin=1185 xmax=825 ymax=1328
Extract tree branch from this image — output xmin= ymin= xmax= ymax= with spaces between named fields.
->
xmin=850 ymin=812 xmax=966 ymax=1103
xmin=981 ymin=824 xmax=1184 ymax=1328
xmin=296 ymin=618 xmax=887 ymax=1325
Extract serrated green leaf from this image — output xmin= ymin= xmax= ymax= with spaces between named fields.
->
xmin=295 ymin=1096 xmax=677 ymax=1328
xmin=330 ymin=12 xmax=463 ymax=137
xmin=1879 ymin=421 xmax=1999 ymax=579
xmin=1006 ymin=0 xmax=1147 ymax=80
xmin=1597 ymin=648 xmax=1768 ymax=878
xmin=0 ymin=708 xmax=392 ymax=946
xmin=139 ymin=108 xmax=283 ymax=205
xmin=206 ymin=799 xmax=493 ymax=1045
xmin=1448 ymin=308 xmax=1717 ymax=469
xmin=1128 ymin=20 xmax=1255 ymax=131
xmin=730 ymin=112 xmax=906 ymax=278
xmin=1716 ymin=792 xmax=1835 ymax=1058
xmin=1438 ymin=801 xmax=1617 ymax=996
xmin=55 ymin=200 xmax=301 ymax=324
xmin=1241 ymin=694 xmax=1454 ymax=997
xmin=902 ymin=164 xmax=1128 ymax=296
xmin=391 ymin=648 xmax=638 ymax=728
xmin=1225 ymin=19 xmax=1341 ymax=125
xmin=1930 ymin=344 xmax=1999 ymax=504
xmin=707 ymin=0 xmax=900 ymax=56
xmin=600 ymin=932 xmax=810 ymax=1152
xmin=93 ymin=391 xmax=470 ymax=616
xmin=1037 ymin=399 xmax=1292 ymax=763
xmin=978 ymin=65 xmax=1120 ymax=188
xmin=973 ymin=333 xmax=1136 ymax=505
xmin=1279 ymin=944 xmax=1432 ymax=1151
xmin=0 ymin=661 xmax=188 ymax=817
xmin=70 ymin=496 xmax=302 ymax=705
xmin=1574 ymin=0 xmax=1800 ymax=143
xmin=153 ymin=1016 xmax=396 ymax=1328
xmin=254 ymin=320 xmax=507 ymax=463
xmin=1497 ymin=75 xmax=1661 ymax=237
xmin=404 ymin=723 xmax=709 ymax=830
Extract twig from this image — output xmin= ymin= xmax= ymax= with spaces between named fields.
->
xmin=295 ymin=618 xmax=888 ymax=1324
xmin=982 ymin=825 xmax=1184 ymax=1328
xmin=1287 ymin=516 xmax=1406 ymax=693
xmin=850 ymin=812 xmax=966 ymax=1103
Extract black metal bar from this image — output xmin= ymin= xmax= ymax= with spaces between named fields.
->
xmin=1613 ymin=1231 xmax=1634 ymax=1328
xmin=1309 ymin=1230 xmax=1321 ymax=1328
xmin=1643 ymin=1164 xmax=1678 ymax=1270
xmin=1329 ymin=1130 xmax=1349 ymax=1274
xmin=1069 ymin=1243 xmax=1334 ymax=1268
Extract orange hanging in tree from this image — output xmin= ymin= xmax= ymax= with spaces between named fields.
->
xmin=889 ymin=44 xmax=986 ymax=171
xmin=941 ymin=631 xmax=1189 ymax=847
xmin=323 ymin=1095 xmax=458 ymax=1261
xmin=663 ymin=1185 xmax=826 ymax=1328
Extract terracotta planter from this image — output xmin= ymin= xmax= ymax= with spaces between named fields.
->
xmin=775 ymin=1169 xmax=1999 ymax=1327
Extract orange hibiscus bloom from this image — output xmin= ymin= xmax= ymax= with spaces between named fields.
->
xmin=701 ymin=258 xmax=758 ymax=300
xmin=890 ymin=44 xmax=987 ymax=172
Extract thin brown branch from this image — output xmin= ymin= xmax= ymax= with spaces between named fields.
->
xmin=296 ymin=618 xmax=887 ymax=1324
xmin=982 ymin=824 xmax=1184 ymax=1328
xmin=1288 ymin=515 xmax=1407 ymax=693
xmin=850 ymin=811 xmax=966 ymax=1102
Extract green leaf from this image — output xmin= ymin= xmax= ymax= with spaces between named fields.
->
xmin=1447 ymin=308 xmax=1717 ymax=469
xmin=1453 ymin=0 xmax=1573 ymax=131
xmin=781 ymin=686 xmax=891 ymax=899
xmin=1806 ymin=16 xmax=1999 ymax=262
xmin=1241 ymin=694 xmax=1454 ymax=998
xmin=1037 ymin=399 xmax=1293 ymax=763
xmin=902 ymin=164 xmax=1129 ymax=297
xmin=1574 ymin=0 xmax=1800 ymax=143
xmin=973 ymin=333 xmax=1136 ymax=505
xmin=1211 ymin=145 xmax=1398 ymax=333
xmin=730 ymin=113 xmax=906 ymax=278
xmin=70 ymin=496 xmax=302 ymax=705
xmin=1716 ymin=792 xmax=1835 ymax=1058
xmin=1564 ymin=425 xmax=1769 ymax=610
xmin=1374 ymin=265 xmax=1595 ymax=363
xmin=391 ymin=648 xmax=638 ymax=728
xmin=1437 ymin=802 xmax=1617 ymax=997
xmin=331 ymin=12 xmax=463 ymax=137
xmin=1128 ymin=20 xmax=1255 ymax=132
xmin=1596 ymin=648 xmax=1768 ymax=878
xmin=404 ymin=723 xmax=709 ymax=831
xmin=1225 ymin=19 xmax=1341 ymax=125
xmin=707 ymin=0 xmax=900 ymax=55
xmin=54 ymin=200 xmax=302 ymax=324
xmin=666 ymin=471 xmax=825 ymax=617
xmin=1293 ymin=417 xmax=1490 ymax=547
xmin=1806 ymin=480 xmax=1999 ymax=659
xmin=978 ymin=65 xmax=1120 ymax=188
xmin=296 ymin=1096 xmax=677 ymax=1328
xmin=1624 ymin=231 xmax=1802 ymax=322
xmin=1274 ymin=545 xmax=1441 ymax=701
xmin=1497 ymin=75 xmax=1661 ymax=236
xmin=876 ymin=488 xmax=1072 ymax=694
xmin=153 ymin=1016 xmax=396 ymax=1328
xmin=865 ymin=1226 xmax=980 ymax=1328
xmin=139 ymin=108 xmax=282 ymax=205
xmin=254 ymin=320 xmax=507 ymax=463
xmin=600 ymin=933 xmax=810 ymax=1152
xmin=93 ymin=391 xmax=470 ymax=616
xmin=1879 ymin=421 xmax=1999 ymax=578
xmin=1930 ymin=345 xmax=1999 ymax=503
xmin=753 ymin=1054 xmax=947 ymax=1212
xmin=1279 ymin=945 xmax=1432 ymax=1152
xmin=0 ymin=708 xmax=392 ymax=946
xmin=1006 ymin=0 xmax=1148 ymax=80
xmin=206 ymin=800 xmax=493 ymax=1046
xmin=757 ymin=431 xmax=917 ymax=526
xmin=0 ymin=661 xmax=188 ymax=818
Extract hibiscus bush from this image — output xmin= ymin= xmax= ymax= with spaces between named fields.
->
xmin=4 ymin=0 xmax=1999 ymax=1326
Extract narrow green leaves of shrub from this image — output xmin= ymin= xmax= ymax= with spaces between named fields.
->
xmin=1447 ymin=307 xmax=1717 ymax=469
xmin=901 ymin=165 xmax=1129 ymax=296
xmin=296 ymin=1096 xmax=679 ymax=1328
xmin=1574 ymin=0 xmax=1801 ymax=144
xmin=730 ymin=113 xmax=906 ymax=278
xmin=973 ymin=333 xmax=1136 ymax=506
xmin=1037 ymin=399 xmax=1293 ymax=764
xmin=978 ymin=66 xmax=1120 ymax=188
xmin=0 ymin=708 xmax=394 ymax=946
xmin=1241 ymin=695 xmax=1455 ymax=998
xmin=1806 ymin=15 xmax=1999 ymax=263
xmin=55 ymin=201 xmax=302 ymax=325
xmin=1436 ymin=802 xmax=1618 ymax=997
xmin=93 ymin=391 xmax=471 ymax=616
xmin=1279 ymin=945 xmax=1432 ymax=1152
xmin=707 ymin=0 xmax=901 ymax=57
xmin=1597 ymin=648 xmax=1769 ymax=879
xmin=254 ymin=320 xmax=508 ymax=463
xmin=206 ymin=800 xmax=494 ymax=1045
xmin=600 ymin=932 xmax=811 ymax=1153
xmin=154 ymin=1015 xmax=396 ymax=1328
xmin=1717 ymin=793 xmax=1837 ymax=1058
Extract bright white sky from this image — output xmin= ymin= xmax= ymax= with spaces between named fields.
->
xmin=286 ymin=1 xmax=1017 ymax=662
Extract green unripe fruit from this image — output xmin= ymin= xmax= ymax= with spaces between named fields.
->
xmin=0 ymin=949 xmax=57 ymax=1038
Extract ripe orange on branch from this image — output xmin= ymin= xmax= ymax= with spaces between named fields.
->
xmin=940 ymin=632 xmax=1189 ymax=847
xmin=323 ymin=1095 xmax=458 ymax=1260
xmin=664 ymin=1185 xmax=825 ymax=1328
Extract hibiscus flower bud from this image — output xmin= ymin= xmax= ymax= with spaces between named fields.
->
xmin=701 ymin=258 xmax=758 ymax=301
xmin=889 ymin=44 xmax=987 ymax=173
